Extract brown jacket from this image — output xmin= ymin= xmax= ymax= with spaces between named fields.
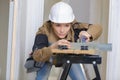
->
xmin=32 ymin=21 xmax=102 ymax=62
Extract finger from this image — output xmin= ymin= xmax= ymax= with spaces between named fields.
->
xmin=57 ymin=39 xmax=71 ymax=49
xmin=67 ymin=44 xmax=71 ymax=49
xmin=58 ymin=39 xmax=70 ymax=45
xmin=79 ymin=31 xmax=91 ymax=41
xmin=85 ymin=38 xmax=90 ymax=42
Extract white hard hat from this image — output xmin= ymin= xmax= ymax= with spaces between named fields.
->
xmin=49 ymin=2 xmax=75 ymax=23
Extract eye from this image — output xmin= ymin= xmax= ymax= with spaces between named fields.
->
xmin=56 ymin=24 xmax=61 ymax=27
xmin=65 ymin=24 xmax=69 ymax=27
xmin=65 ymin=24 xmax=70 ymax=27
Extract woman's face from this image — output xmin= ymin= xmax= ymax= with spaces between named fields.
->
xmin=52 ymin=22 xmax=71 ymax=39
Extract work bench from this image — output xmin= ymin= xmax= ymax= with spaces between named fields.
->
xmin=51 ymin=49 xmax=101 ymax=80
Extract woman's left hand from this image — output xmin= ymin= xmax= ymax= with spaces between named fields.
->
xmin=79 ymin=31 xmax=91 ymax=42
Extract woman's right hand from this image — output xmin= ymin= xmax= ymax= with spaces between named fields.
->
xmin=50 ymin=39 xmax=71 ymax=49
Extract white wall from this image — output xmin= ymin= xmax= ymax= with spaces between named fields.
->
xmin=0 ymin=0 xmax=9 ymax=80
xmin=69 ymin=0 xmax=90 ymax=22
xmin=20 ymin=0 xmax=44 ymax=80
xmin=6 ymin=0 xmax=44 ymax=80
xmin=107 ymin=0 xmax=120 ymax=79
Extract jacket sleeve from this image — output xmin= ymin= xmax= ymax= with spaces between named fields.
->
xmin=32 ymin=34 xmax=52 ymax=62
xmin=72 ymin=22 xmax=103 ymax=41
xmin=87 ymin=24 xmax=102 ymax=40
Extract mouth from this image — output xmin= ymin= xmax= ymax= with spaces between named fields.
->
xmin=59 ymin=34 xmax=66 ymax=36
xmin=58 ymin=33 xmax=66 ymax=38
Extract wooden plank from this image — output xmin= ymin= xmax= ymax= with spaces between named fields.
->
xmin=51 ymin=49 xmax=95 ymax=55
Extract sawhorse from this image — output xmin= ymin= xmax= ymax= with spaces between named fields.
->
xmin=52 ymin=54 xmax=101 ymax=80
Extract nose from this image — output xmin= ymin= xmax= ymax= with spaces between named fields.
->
xmin=60 ymin=26 xmax=64 ymax=33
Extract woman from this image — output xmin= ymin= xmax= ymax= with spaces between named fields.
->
xmin=32 ymin=2 xmax=102 ymax=80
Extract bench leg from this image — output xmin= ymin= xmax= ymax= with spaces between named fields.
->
xmin=60 ymin=63 xmax=72 ymax=80
xmin=93 ymin=61 xmax=101 ymax=80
